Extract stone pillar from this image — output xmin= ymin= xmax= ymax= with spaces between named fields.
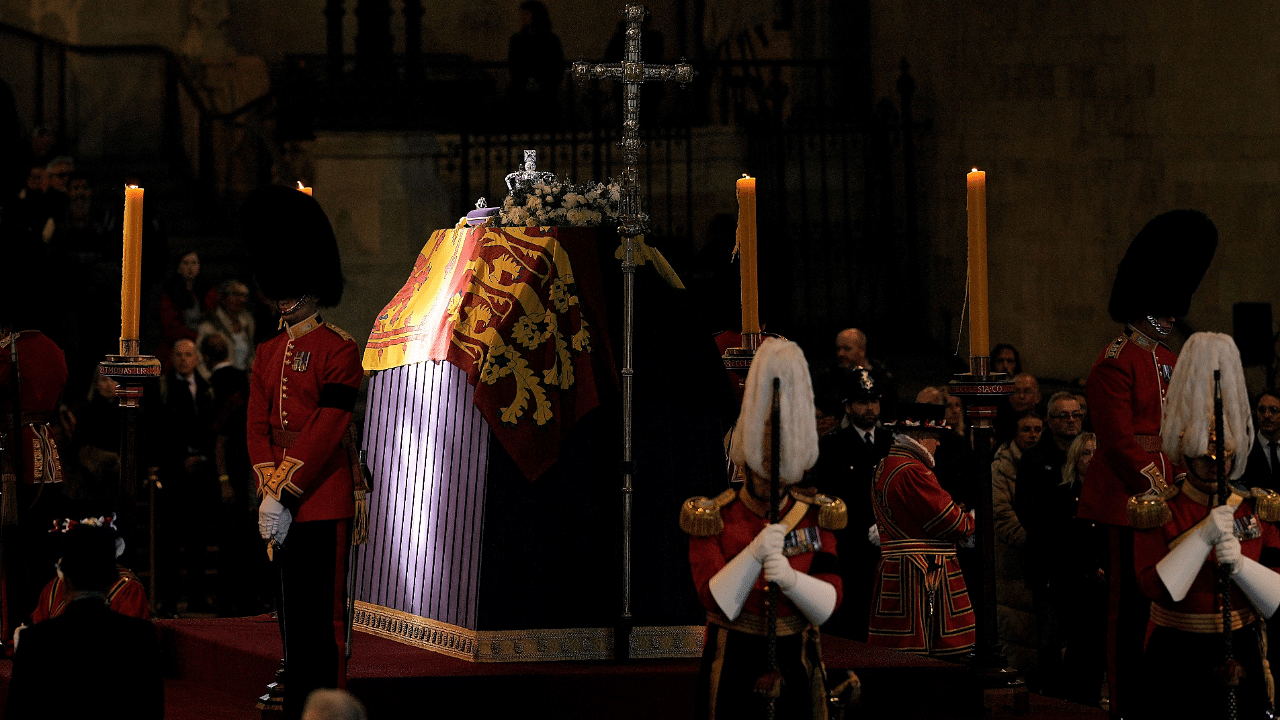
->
xmin=354 ymin=0 xmax=393 ymax=80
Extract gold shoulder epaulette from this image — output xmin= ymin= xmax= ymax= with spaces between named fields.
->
xmin=1105 ymin=335 xmax=1128 ymax=359
xmin=680 ymin=488 xmax=737 ymax=536
xmin=1127 ymin=485 xmax=1178 ymax=529
xmin=1251 ymin=488 xmax=1280 ymax=523
xmin=789 ymin=488 xmax=848 ymax=530
xmin=325 ymin=323 xmax=355 ymax=343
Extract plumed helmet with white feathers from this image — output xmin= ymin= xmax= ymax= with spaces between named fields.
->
xmin=1160 ymin=332 xmax=1253 ymax=480
xmin=728 ymin=338 xmax=820 ymax=484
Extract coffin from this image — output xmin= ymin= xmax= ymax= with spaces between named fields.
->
xmin=352 ymin=226 xmax=735 ymax=661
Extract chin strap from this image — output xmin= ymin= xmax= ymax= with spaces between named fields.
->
xmin=708 ymin=550 xmax=762 ymax=621
xmin=1233 ymin=557 xmax=1280 ymax=619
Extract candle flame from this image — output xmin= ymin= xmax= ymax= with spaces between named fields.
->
xmin=742 ymin=173 xmax=750 ymax=178
xmin=297 ymin=181 xmax=306 ymax=190
xmin=126 ymin=184 xmax=139 ymax=189
xmin=971 ymin=168 xmax=979 ymax=173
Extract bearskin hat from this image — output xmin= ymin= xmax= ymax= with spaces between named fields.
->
xmin=244 ymin=186 xmax=345 ymax=307
xmin=1108 ymin=210 xmax=1217 ymax=323
xmin=728 ymin=338 xmax=820 ymax=484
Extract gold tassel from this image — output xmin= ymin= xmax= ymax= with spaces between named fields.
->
xmin=1253 ymin=488 xmax=1280 ymax=523
xmin=680 ymin=497 xmax=725 ymax=537
xmin=0 ymin=473 xmax=17 ymax=527
xmin=817 ymin=495 xmax=848 ymax=531
xmin=352 ymin=488 xmax=370 ymax=546
xmin=1127 ymin=489 xmax=1173 ymax=530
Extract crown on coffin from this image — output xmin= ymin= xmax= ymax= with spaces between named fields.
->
xmin=494 ymin=149 xmax=643 ymax=231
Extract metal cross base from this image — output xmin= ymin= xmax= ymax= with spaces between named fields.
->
xmin=948 ymin=355 xmax=1026 ymax=715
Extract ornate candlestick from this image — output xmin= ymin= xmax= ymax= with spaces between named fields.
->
xmin=949 ymin=356 xmax=1027 ymax=714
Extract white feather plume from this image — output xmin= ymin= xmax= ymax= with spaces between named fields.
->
xmin=728 ymin=338 xmax=819 ymax=484
xmin=1160 ymin=332 xmax=1253 ymax=480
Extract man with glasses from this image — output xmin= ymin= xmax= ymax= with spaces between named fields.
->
xmin=1015 ymin=392 xmax=1084 ymax=694
xmin=1241 ymin=390 xmax=1280 ymax=491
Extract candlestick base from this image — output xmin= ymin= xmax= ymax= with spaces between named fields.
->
xmin=722 ymin=332 xmax=765 ymax=371
xmin=948 ymin=356 xmax=1012 ymax=430
xmin=101 ymin=353 xmax=162 ymax=409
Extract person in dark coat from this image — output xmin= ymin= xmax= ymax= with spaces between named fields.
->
xmin=811 ymin=367 xmax=890 ymax=640
xmin=1240 ymin=389 xmax=1280 ymax=492
xmin=5 ymin=523 xmax=163 ymax=719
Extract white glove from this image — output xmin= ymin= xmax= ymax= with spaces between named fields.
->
xmin=1204 ymin=504 xmax=1236 ymax=544
xmin=750 ymin=524 xmax=788 ymax=561
xmin=763 ymin=553 xmax=798 ymax=590
xmin=258 ymin=495 xmax=293 ymax=546
xmin=1215 ymin=535 xmax=1242 ymax=575
xmin=709 ymin=524 xmax=784 ymax=620
xmin=764 ymin=552 xmax=838 ymax=624
xmin=867 ymin=524 xmax=880 ymax=547
xmin=1233 ymin=557 xmax=1280 ymax=618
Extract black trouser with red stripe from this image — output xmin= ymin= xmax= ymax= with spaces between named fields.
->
xmin=279 ymin=518 xmax=350 ymax=720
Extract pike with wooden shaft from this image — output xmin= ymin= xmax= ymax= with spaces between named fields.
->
xmin=758 ymin=378 xmax=782 ymax=719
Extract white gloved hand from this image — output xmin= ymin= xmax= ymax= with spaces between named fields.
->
xmin=258 ymin=495 xmax=293 ymax=546
xmin=1203 ymin=504 xmax=1236 ymax=544
xmin=749 ymin=523 xmax=788 ymax=562
xmin=763 ymin=553 xmax=798 ymax=590
xmin=1215 ymin=534 xmax=1243 ymax=575
xmin=867 ymin=524 xmax=881 ymax=547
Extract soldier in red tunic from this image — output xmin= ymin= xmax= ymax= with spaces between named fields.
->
xmin=1135 ymin=332 xmax=1280 ymax=718
xmin=1076 ymin=210 xmax=1218 ymax=719
xmin=0 ymin=280 xmax=69 ymax=639
xmin=866 ymin=401 xmax=976 ymax=658
xmin=244 ymin=186 xmax=363 ymax=720
xmin=683 ymin=338 xmax=846 ymax=720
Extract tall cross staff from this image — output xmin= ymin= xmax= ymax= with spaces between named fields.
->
xmin=571 ymin=4 xmax=693 ymax=660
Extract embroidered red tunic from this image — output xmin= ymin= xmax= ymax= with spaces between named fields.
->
xmin=867 ymin=446 xmax=976 ymax=656
xmin=1078 ymin=328 xmax=1178 ymax=526
xmin=1135 ymin=484 xmax=1280 ymax=622
xmin=247 ymin=314 xmax=362 ymax=521
xmin=688 ymin=487 xmax=842 ymax=629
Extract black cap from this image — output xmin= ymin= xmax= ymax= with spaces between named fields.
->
xmin=1108 ymin=210 xmax=1217 ymax=323
xmin=883 ymin=402 xmax=950 ymax=433
xmin=244 ymin=186 xmax=345 ymax=307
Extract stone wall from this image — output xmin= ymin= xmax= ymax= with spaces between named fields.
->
xmin=867 ymin=1 xmax=1280 ymax=381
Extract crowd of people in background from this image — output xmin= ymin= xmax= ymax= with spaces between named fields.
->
xmin=804 ymin=325 xmax=1197 ymax=710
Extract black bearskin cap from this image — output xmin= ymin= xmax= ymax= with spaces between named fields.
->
xmin=244 ymin=186 xmax=345 ymax=307
xmin=1108 ymin=210 xmax=1217 ymax=323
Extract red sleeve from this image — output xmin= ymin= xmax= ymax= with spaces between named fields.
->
xmin=812 ymin=526 xmax=842 ymax=609
xmin=1089 ymin=358 xmax=1162 ymax=495
xmin=110 ymin=580 xmax=152 ymax=620
xmin=894 ymin=464 xmax=975 ymax=541
xmin=1263 ymin=518 xmax=1280 ymax=571
xmin=246 ymin=341 xmax=275 ymax=489
xmin=1134 ymin=524 xmax=1176 ymax=602
xmin=689 ymin=534 xmax=729 ymax=613
xmin=269 ymin=339 xmax=362 ymax=503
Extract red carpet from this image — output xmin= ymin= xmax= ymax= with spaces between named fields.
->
xmin=0 ymin=616 xmax=1107 ymax=718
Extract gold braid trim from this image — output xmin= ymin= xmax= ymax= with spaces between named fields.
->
xmin=1127 ymin=485 xmax=1178 ymax=530
xmin=1253 ymin=488 xmax=1280 ymax=523
xmin=679 ymin=488 xmax=737 ymax=536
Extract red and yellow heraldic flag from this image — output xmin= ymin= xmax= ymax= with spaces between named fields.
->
xmin=364 ymin=226 xmax=613 ymax=480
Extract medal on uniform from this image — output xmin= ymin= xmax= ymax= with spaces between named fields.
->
xmin=292 ymin=351 xmax=311 ymax=372
xmin=782 ymin=526 xmax=821 ymax=556
xmin=1159 ymin=363 xmax=1173 ymax=384
xmin=1235 ymin=514 xmax=1262 ymax=541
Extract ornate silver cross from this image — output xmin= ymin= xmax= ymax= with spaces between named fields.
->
xmin=572 ymin=4 xmax=694 ymax=238
xmin=505 ymin=149 xmax=556 ymax=192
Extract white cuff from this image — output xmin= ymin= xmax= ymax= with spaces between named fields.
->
xmin=1234 ymin=556 xmax=1280 ymax=619
xmin=708 ymin=549 xmax=762 ymax=621
xmin=780 ymin=571 xmax=837 ymax=626
xmin=1156 ymin=531 xmax=1213 ymax=603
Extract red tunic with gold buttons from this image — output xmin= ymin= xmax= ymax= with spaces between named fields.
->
xmin=247 ymin=314 xmax=362 ymax=520
xmin=1135 ymin=483 xmax=1280 ymax=623
xmin=688 ymin=487 xmax=843 ymax=628
xmin=1078 ymin=327 xmax=1178 ymax=526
